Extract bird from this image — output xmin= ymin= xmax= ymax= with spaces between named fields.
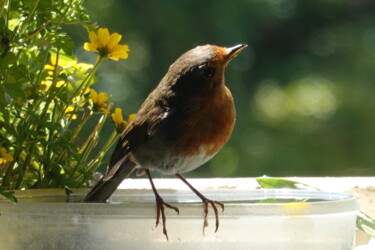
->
xmin=84 ymin=44 xmax=247 ymax=239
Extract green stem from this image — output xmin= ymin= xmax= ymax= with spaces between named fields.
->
xmin=44 ymin=101 xmax=59 ymax=174
xmin=2 ymin=160 xmax=16 ymax=188
xmin=36 ymin=51 xmax=64 ymax=120
xmin=24 ymin=20 xmax=51 ymax=41
xmin=70 ymin=107 xmax=92 ymax=144
xmin=71 ymin=107 xmax=111 ymax=177
xmin=86 ymin=129 xmax=118 ymax=172
xmin=78 ymin=113 xmax=106 ymax=155
xmin=26 ymin=48 xmax=51 ymax=125
xmin=2 ymin=132 xmax=25 ymax=188
xmin=15 ymin=143 xmax=36 ymax=189
xmin=0 ymin=0 xmax=6 ymax=17
xmin=4 ymin=0 xmax=10 ymax=29
xmin=71 ymin=137 xmax=96 ymax=179
xmin=52 ymin=107 xmax=92 ymax=167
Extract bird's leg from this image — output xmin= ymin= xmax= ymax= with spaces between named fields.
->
xmin=146 ymin=169 xmax=179 ymax=240
xmin=175 ymin=173 xmax=224 ymax=233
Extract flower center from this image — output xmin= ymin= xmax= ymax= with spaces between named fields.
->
xmin=97 ymin=47 xmax=110 ymax=58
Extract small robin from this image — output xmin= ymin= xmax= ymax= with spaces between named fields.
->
xmin=84 ymin=44 xmax=247 ymax=239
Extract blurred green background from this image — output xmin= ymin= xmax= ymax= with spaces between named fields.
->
xmin=67 ymin=0 xmax=375 ymax=177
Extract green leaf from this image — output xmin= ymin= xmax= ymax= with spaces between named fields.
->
xmin=0 ymin=187 xmax=18 ymax=203
xmin=357 ymin=211 xmax=375 ymax=238
xmin=49 ymin=49 xmax=78 ymax=63
xmin=52 ymin=34 xmax=74 ymax=56
xmin=3 ymin=64 xmax=30 ymax=84
xmin=0 ymin=52 xmax=17 ymax=68
xmin=3 ymin=83 xmax=25 ymax=100
xmin=256 ymin=177 xmax=320 ymax=190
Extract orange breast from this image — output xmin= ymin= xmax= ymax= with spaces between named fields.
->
xmin=174 ymin=85 xmax=235 ymax=156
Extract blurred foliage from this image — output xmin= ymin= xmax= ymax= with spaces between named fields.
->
xmin=0 ymin=0 xmax=132 ymax=200
xmin=73 ymin=0 xmax=375 ymax=178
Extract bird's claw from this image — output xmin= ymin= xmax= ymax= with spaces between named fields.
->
xmin=155 ymin=194 xmax=179 ymax=240
xmin=202 ymin=199 xmax=225 ymax=233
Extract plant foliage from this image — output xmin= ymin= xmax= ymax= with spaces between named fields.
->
xmin=0 ymin=0 xmax=132 ymax=201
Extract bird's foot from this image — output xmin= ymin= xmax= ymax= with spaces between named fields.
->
xmin=154 ymin=193 xmax=179 ymax=240
xmin=201 ymin=198 xmax=224 ymax=233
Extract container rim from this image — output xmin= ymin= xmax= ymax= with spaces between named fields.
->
xmin=0 ymin=188 xmax=358 ymax=217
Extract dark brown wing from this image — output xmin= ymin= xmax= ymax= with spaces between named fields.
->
xmin=104 ymin=87 xmax=172 ymax=178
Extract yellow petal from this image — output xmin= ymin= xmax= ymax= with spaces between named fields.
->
xmin=99 ymin=107 xmax=110 ymax=114
xmin=107 ymin=32 xmax=122 ymax=50
xmin=97 ymin=92 xmax=108 ymax=104
xmin=84 ymin=42 xmax=98 ymax=52
xmin=83 ymin=87 xmax=91 ymax=95
xmin=90 ymin=90 xmax=97 ymax=98
xmin=97 ymin=28 xmax=110 ymax=47
xmin=90 ymin=89 xmax=98 ymax=101
xmin=111 ymin=108 xmax=124 ymax=125
xmin=89 ymin=31 xmax=98 ymax=44
xmin=109 ymin=44 xmax=130 ymax=60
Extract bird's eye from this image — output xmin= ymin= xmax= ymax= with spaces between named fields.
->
xmin=203 ymin=67 xmax=215 ymax=78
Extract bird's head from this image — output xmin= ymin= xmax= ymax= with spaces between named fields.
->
xmin=163 ymin=44 xmax=247 ymax=94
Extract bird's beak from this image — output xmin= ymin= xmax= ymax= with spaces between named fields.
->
xmin=225 ymin=44 xmax=248 ymax=63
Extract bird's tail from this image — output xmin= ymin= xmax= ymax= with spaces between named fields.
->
xmin=84 ymin=160 xmax=137 ymax=202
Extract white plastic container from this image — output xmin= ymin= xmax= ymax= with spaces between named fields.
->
xmin=0 ymin=187 xmax=358 ymax=250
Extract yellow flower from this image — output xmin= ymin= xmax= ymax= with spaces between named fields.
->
xmin=112 ymin=108 xmax=124 ymax=126
xmin=90 ymin=89 xmax=109 ymax=113
xmin=111 ymin=108 xmax=136 ymax=133
xmin=65 ymin=106 xmax=78 ymax=120
xmin=83 ymin=28 xmax=130 ymax=61
xmin=0 ymin=147 xmax=13 ymax=165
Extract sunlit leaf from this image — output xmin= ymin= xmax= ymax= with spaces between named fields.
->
xmin=256 ymin=177 xmax=320 ymax=190
xmin=357 ymin=211 xmax=375 ymax=238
